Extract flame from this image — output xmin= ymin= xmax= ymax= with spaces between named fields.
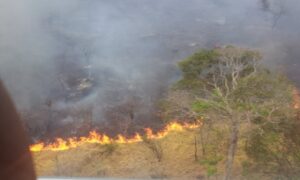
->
xmin=30 ymin=121 xmax=201 ymax=152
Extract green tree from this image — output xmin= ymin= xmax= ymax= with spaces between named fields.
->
xmin=172 ymin=46 xmax=294 ymax=179
xmin=245 ymin=106 xmax=300 ymax=179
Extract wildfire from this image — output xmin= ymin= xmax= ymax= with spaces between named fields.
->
xmin=30 ymin=121 xmax=201 ymax=152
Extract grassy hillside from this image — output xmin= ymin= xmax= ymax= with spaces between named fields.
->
xmin=33 ymin=129 xmax=206 ymax=179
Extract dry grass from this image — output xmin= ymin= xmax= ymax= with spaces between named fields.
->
xmin=33 ymin=129 xmax=204 ymax=179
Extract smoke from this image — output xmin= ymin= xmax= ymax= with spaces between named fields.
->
xmin=1 ymin=0 xmax=300 ymax=136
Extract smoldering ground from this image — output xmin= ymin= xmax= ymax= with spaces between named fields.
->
xmin=0 ymin=0 xmax=300 ymax=139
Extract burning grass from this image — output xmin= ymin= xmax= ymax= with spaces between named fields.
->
xmin=32 ymin=127 xmax=204 ymax=178
xmin=30 ymin=121 xmax=201 ymax=152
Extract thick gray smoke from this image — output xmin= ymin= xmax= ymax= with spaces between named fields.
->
xmin=0 ymin=0 xmax=300 ymax=137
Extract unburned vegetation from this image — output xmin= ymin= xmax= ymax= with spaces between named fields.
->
xmin=33 ymin=129 xmax=203 ymax=179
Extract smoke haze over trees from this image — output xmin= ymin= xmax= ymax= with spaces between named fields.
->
xmin=1 ymin=0 xmax=300 ymax=139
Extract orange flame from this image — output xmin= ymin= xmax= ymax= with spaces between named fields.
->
xmin=30 ymin=121 xmax=201 ymax=152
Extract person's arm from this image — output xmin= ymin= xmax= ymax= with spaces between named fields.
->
xmin=0 ymin=81 xmax=36 ymax=180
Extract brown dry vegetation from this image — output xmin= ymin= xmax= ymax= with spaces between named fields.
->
xmin=33 ymin=129 xmax=207 ymax=179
